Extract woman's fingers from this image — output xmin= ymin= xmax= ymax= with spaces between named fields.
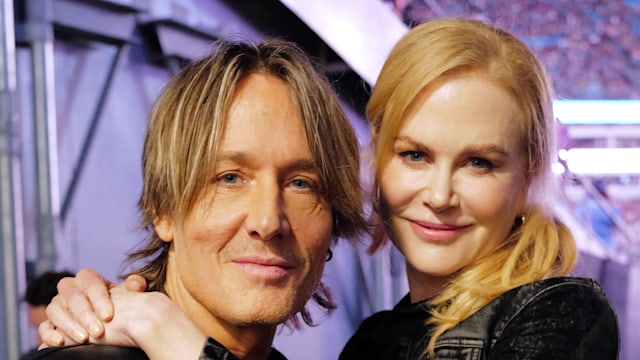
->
xmin=39 ymin=268 xmax=150 ymax=347
xmin=42 ymin=296 xmax=90 ymax=345
xmin=37 ymin=319 xmax=64 ymax=348
xmin=70 ymin=268 xmax=116 ymax=321
xmin=121 ymin=274 xmax=147 ymax=293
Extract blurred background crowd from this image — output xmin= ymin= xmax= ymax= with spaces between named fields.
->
xmin=386 ymin=0 xmax=640 ymax=100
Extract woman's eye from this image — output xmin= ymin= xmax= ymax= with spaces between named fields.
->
xmin=400 ymin=151 xmax=425 ymax=162
xmin=470 ymin=157 xmax=493 ymax=169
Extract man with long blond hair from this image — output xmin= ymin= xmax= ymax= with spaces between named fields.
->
xmin=32 ymin=38 xmax=366 ymax=360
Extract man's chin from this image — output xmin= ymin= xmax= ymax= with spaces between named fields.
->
xmin=228 ymin=302 xmax=301 ymax=327
xmin=234 ymin=312 xmax=294 ymax=327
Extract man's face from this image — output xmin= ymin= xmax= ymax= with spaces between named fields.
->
xmin=156 ymin=73 xmax=333 ymax=332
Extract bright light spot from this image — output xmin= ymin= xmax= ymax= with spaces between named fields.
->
xmin=554 ymin=100 xmax=640 ymax=125
xmin=566 ymin=148 xmax=640 ymax=174
xmin=552 ymin=161 xmax=566 ymax=174
xmin=558 ymin=149 xmax=569 ymax=161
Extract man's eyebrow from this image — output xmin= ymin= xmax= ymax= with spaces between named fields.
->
xmin=286 ymin=159 xmax=316 ymax=171
xmin=215 ymin=151 xmax=317 ymax=171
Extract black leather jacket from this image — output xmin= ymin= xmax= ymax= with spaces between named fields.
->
xmin=23 ymin=337 xmax=286 ymax=360
xmin=340 ymin=277 xmax=619 ymax=360
xmin=199 ymin=337 xmax=287 ymax=360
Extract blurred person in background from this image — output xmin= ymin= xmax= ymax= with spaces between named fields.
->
xmin=576 ymin=179 xmax=622 ymax=252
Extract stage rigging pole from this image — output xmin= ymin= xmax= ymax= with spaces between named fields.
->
xmin=0 ymin=0 xmax=25 ymax=358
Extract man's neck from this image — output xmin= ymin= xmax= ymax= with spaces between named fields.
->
xmin=169 ymin=288 xmax=277 ymax=359
xmin=163 ymin=264 xmax=277 ymax=360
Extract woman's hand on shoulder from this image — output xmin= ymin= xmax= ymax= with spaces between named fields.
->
xmin=105 ymin=291 xmax=206 ymax=360
xmin=38 ymin=269 xmax=205 ymax=360
xmin=38 ymin=268 xmax=147 ymax=347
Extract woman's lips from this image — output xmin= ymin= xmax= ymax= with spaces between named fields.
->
xmin=408 ymin=220 xmax=469 ymax=243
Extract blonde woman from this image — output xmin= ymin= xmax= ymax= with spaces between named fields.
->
xmin=339 ymin=18 xmax=618 ymax=359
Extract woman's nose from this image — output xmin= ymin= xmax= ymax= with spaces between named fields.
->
xmin=421 ymin=167 xmax=457 ymax=211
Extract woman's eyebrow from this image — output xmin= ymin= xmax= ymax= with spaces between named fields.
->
xmin=460 ymin=144 xmax=509 ymax=157
xmin=395 ymin=135 xmax=430 ymax=151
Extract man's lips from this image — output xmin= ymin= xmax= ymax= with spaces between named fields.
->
xmin=231 ymin=256 xmax=296 ymax=280
xmin=408 ymin=219 xmax=470 ymax=242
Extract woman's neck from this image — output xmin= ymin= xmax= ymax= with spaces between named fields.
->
xmin=406 ymin=266 xmax=450 ymax=303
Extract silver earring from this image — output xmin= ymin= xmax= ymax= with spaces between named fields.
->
xmin=326 ymin=249 xmax=333 ymax=262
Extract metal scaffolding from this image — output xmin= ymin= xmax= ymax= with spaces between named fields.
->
xmin=1 ymin=0 xmax=24 ymax=358
xmin=1 ymin=0 xmax=221 ymax=354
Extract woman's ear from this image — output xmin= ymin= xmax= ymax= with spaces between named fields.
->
xmin=517 ymin=183 xmax=530 ymax=215
xmin=153 ymin=216 xmax=174 ymax=243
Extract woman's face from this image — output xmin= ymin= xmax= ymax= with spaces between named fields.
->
xmin=379 ymin=74 xmax=528 ymax=302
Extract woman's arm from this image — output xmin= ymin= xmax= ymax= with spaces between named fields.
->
xmin=39 ymin=268 xmax=145 ymax=345
xmin=38 ymin=268 xmax=207 ymax=360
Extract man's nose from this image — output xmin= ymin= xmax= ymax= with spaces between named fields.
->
xmin=245 ymin=181 xmax=290 ymax=241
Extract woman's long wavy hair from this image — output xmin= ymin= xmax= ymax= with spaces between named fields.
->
xmin=367 ymin=18 xmax=577 ymax=355
xmin=123 ymin=39 xmax=367 ymax=328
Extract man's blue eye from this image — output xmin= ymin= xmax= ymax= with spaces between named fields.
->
xmin=292 ymin=179 xmax=310 ymax=189
xmin=221 ymin=173 xmax=239 ymax=183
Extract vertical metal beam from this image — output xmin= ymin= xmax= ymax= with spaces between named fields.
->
xmin=26 ymin=0 xmax=60 ymax=275
xmin=60 ymin=44 xmax=126 ymax=222
xmin=0 ymin=0 xmax=24 ymax=358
